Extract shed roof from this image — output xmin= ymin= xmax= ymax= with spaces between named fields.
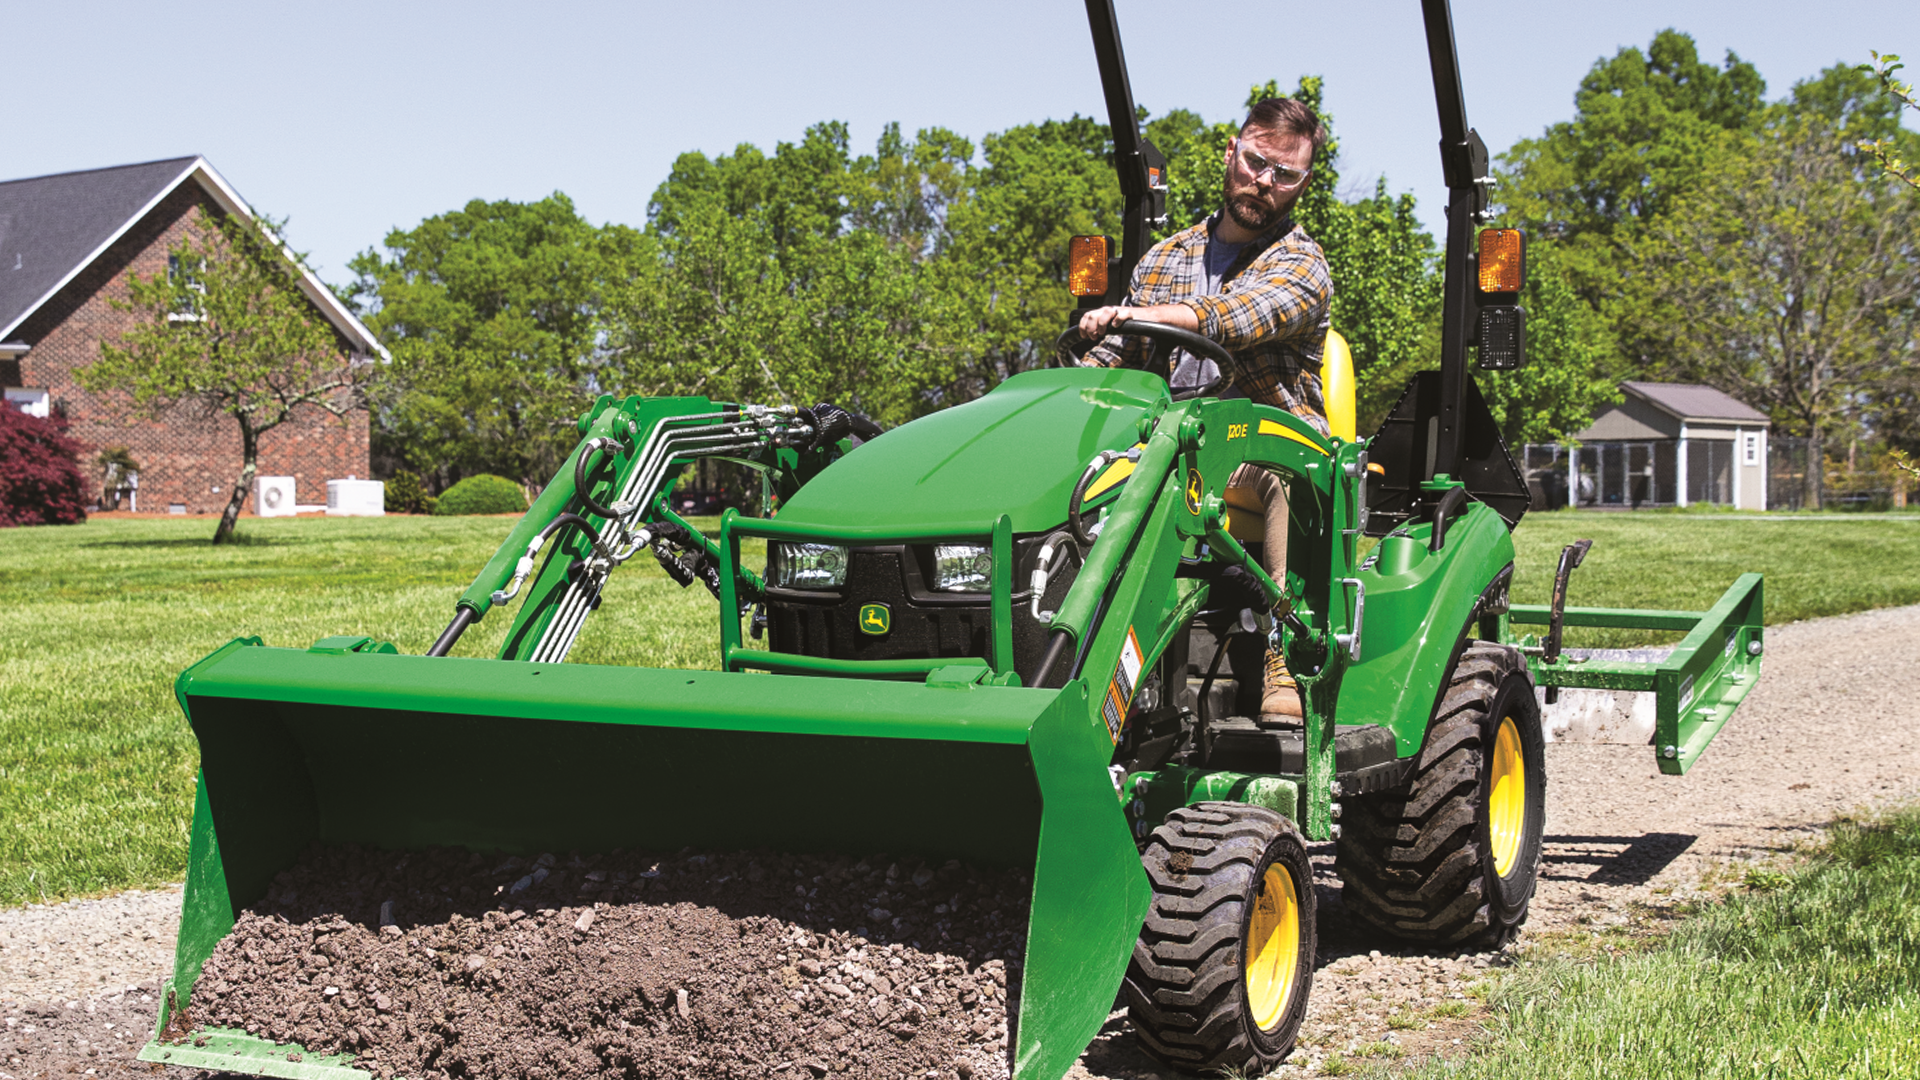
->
xmin=1620 ymin=381 xmax=1768 ymax=425
xmin=0 ymin=157 xmax=384 ymax=358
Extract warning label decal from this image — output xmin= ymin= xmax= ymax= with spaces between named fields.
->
xmin=1101 ymin=626 xmax=1145 ymax=745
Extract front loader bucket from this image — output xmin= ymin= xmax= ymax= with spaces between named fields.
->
xmin=143 ymin=638 xmax=1150 ymax=1080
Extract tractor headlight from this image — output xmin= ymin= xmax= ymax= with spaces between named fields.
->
xmin=932 ymin=544 xmax=992 ymax=593
xmin=773 ymin=543 xmax=848 ymax=589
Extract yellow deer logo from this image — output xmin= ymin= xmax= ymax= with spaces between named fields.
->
xmin=1184 ymin=468 xmax=1204 ymax=515
xmin=859 ymin=603 xmax=891 ymax=636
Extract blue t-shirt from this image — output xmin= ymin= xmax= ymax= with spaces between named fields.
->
xmin=1170 ymin=234 xmax=1248 ymax=393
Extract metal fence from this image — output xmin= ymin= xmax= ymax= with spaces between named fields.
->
xmin=1520 ymin=435 xmax=1908 ymax=512
xmin=1519 ymin=441 xmax=1696 ymax=509
xmin=1766 ymin=436 xmax=1809 ymax=512
xmin=1775 ymin=435 xmax=1914 ymax=511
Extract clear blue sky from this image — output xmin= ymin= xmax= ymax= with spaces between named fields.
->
xmin=10 ymin=0 xmax=1914 ymax=285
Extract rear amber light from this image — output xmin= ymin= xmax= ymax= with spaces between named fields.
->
xmin=1069 ymin=235 xmax=1111 ymax=298
xmin=1477 ymin=229 xmax=1525 ymax=294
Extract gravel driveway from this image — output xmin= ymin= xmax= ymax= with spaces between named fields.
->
xmin=6 ymin=603 xmax=1917 ymax=1080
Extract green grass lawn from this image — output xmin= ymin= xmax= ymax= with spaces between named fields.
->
xmin=1507 ymin=509 xmax=1920 ymax=648
xmin=1 ymin=508 xmax=1916 ymax=906
xmin=1400 ymin=806 xmax=1920 ymax=1079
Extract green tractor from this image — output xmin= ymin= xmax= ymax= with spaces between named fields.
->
xmin=143 ymin=1 xmax=1764 ymax=1077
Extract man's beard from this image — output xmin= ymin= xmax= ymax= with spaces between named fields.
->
xmin=1223 ymin=177 xmax=1294 ymax=233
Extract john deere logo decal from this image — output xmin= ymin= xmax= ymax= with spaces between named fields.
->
xmin=1184 ymin=469 xmax=1204 ymax=515
xmin=859 ymin=603 xmax=891 ymax=636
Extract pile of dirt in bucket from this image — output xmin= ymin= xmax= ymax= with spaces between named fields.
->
xmin=181 ymin=844 xmax=1030 ymax=1080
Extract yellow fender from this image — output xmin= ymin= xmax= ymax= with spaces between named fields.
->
xmin=1320 ymin=329 xmax=1356 ymax=442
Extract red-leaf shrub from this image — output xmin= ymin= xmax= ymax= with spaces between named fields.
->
xmin=0 ymin=407 xmax=90 ymax=526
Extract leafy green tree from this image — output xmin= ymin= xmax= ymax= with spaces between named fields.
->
xmin=1500 ymin=30 xmax=1765 ymax=241
xmin=345 ymin=194 xmax=625 ymax=489
xmin=603 ymin=124 xmax=975 ymax=423
xmin=1624 ymin=111 xmax=1920 ymax=508
xmin=1859 ymin=52 xmax=1919 ymax=190
xmin=1475 ymin=241 xmax=1620 ymax=445
xmin=850 ymin=121 xmax=975 ymax=256
xmin=1499 ymin=30 xmax=1766 ymax=324
xmin=937 ymin=115 xmax=1124 ymax=397
xmin=83 ymin=211 xmax=366 ymax=543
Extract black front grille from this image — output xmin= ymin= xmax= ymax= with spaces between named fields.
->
xmin=764 ymin=537 xmax=1081 ymax=683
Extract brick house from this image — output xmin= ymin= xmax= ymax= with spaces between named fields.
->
xmin=0 ymin=157 xmax=384 ymax=514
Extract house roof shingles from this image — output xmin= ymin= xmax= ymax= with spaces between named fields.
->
xmin=0 ymin=157 xmax=200 ymax=339
xmin=0 ymin=156 xmax=383 ymax=358
xmin=1621 ymin=381 xmax=1769 ymax=425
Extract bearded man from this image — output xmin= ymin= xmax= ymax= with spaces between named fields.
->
xmin=1079 ymin=96 xmax=1332 ymax=719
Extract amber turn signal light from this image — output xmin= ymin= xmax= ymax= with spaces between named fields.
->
xmin=1477 ymin=228 xmax=1525 ymax=294
xmin=1069 ymin=235 xmax=1111 ymax=298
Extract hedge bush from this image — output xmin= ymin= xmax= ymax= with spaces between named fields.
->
xmin=432 ymin=474 xmax=527 ymax=516
xmin=0 ymin=408 xmax=89 ymax=526
xmin=384 ymin=470 xmax=435 ymax=515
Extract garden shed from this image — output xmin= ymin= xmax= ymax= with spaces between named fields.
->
xmin=1521 ymin=382 xmax=1771 ymax=511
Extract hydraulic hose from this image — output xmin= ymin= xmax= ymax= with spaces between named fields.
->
xmin=1028 ymin=532 xmax=1074 ymax=622
xmin=536 ymin=512 xmax=607 ymax=553
xmin=1069 ymin=449 xmax=1136 ymax=547
xmin=490 ymin=513 xmax=614 ymax=607
xmin=1428 ymin=486 xmax=1470 ymax=552
xmin=574 ymin=437 xmax=627 ymax=519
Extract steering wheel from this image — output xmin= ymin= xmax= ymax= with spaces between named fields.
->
xmin=1052 ymin=318 xmax=1234 ymax=401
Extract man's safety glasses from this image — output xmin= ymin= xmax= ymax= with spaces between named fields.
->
xmin=1234 ymin=142 xmax=1311 ymax=189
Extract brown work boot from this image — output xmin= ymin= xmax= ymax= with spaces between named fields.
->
xmin=1260 ymin=648 xmax=1304 ymax=719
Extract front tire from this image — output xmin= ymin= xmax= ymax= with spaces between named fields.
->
xmin=1336 ymin=642 xmax=1546 ymax=946
xmin=1125 ymin=803 xmax=1316 ymax=1074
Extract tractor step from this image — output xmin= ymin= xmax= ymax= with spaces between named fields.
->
xmin=1205 ymin=720 xmax=1398 ymax=776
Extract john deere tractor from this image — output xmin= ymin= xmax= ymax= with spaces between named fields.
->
xmin=143 ymin=1 xmax=1764 ymax=1077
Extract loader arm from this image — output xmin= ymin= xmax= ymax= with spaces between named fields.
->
xmin=420 ymin=394 xmax=854 ymax=665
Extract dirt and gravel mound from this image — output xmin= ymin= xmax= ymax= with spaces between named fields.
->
xmin=182 ymin=844 xmax=1028 ymax=1080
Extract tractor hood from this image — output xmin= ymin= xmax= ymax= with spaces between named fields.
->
xmin=778 ymin=367 xmax=1166 ymax=535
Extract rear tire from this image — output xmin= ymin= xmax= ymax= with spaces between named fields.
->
xmin=1335 ymin=642 xmax=1545 ymax=946
xmin=1125 ymin=803 xmax=1315 ymax=1074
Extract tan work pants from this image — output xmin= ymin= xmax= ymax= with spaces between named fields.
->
xmin=1224 ymin=462 xmax=1287 ymax=585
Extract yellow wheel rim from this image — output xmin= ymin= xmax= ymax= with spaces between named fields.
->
xmin=1244 ymin=862 xmax=1301 ymax=1031
xmin=1489 ymin=715 xmax=1526 ymax=877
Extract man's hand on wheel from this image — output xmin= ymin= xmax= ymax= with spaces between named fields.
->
xmin=1077 ymin=305 xmax=1133 ymax=341
xmin=1076 ymin=302 xmax=1202 ymax=341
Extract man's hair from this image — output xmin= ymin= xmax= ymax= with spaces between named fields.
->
xmin=1241 ymin=97 xmax=1328 ymax=156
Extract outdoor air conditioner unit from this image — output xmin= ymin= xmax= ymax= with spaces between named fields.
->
xmin=327 ymin=478 xmax=385 ymax=517
xmin=255 ymin=476 xmax=297 ymax=517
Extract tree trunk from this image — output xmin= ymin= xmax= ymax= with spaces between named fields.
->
xmin=213 ymin=424 xmax=260 ymax=544
xmin=1803 ymin=426 xmax=1824 ymax=511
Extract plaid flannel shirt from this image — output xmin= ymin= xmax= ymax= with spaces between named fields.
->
xmin=1086 ymin=214 xmax=1333 ymax=434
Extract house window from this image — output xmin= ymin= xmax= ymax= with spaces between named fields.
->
xmin=167 ymin=255 xmax=206 ymax=320
xmin=1742 ymin=432 xmax=1760 ymax=467
xmin=4 ymin=388 xmax=50 ymax=418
